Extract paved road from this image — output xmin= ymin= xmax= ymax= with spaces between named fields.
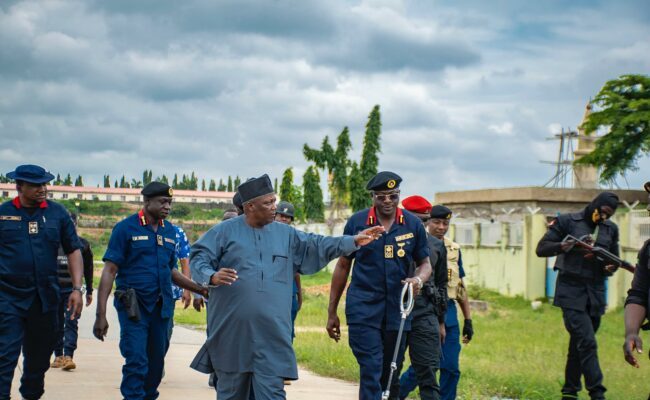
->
xmin=10 ymin=298 xmax=358 ymax=399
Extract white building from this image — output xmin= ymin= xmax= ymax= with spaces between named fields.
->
xmin=0 ymin=183 xmax=235 ymax=204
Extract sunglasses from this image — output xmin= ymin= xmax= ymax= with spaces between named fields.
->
xmin=373 ymin=191 xmax=400 ymax=202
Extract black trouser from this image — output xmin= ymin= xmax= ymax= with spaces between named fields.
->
xmin=561 ymin=308 xmax=606 ymax=400
xmin=404 ymin=314 xmax=441 ymax=400
xmin=0 ymin=296 xmax=57 ymax=400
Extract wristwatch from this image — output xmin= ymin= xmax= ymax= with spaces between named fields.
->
xmin=72 ymin=286 xmax=85 ymax=294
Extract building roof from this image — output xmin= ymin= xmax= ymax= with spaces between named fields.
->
xmin=0 ymin=183 xmax=235 ymax=199
xmin=434 ymin=186 xmax=647 ymax=205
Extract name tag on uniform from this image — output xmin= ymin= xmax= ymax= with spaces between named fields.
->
xmin=0 ymin=215 xmax=21 ymax=221
xmin=132 ymin=235 xmax=149 ymax=241
xmin=157 ymin=235 xmax=163 ymax=246
xmin=28 ymin=221 xmax=38 ymax=234
xmin=395 ymin=233 xmax=414 ymax=242
xmin=384 ymin=245 xmax=394 ymax=259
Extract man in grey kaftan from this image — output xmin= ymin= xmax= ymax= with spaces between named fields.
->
xmin=189 ymin=174 xmax=383 ymax=400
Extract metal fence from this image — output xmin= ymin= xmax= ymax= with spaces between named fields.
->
xmin=454 ymin=223 xmax=475 ymax=246
xmin=629 ymin=210 xmax=650 ymax=248
xmin=508 ymin=221 xmax=524 ymax=247
xmin=480 ymin=222 xmax=502 ymax=246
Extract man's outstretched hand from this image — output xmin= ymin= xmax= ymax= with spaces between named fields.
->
xmin=354 ymin=226 xmax=386 ymax=246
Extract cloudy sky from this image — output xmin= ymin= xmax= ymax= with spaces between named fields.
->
xmin=1 ymin=0 xmax=649 ymax=199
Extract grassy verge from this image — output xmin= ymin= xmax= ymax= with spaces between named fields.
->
xmin=294 ymin=282 xmax=649 ymax=399
xmin=170 ymin=269 xmax=650 ymax=398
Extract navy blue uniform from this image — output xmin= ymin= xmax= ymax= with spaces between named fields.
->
xmin=343 ymin=207 xmax=429 ymax=400
xmin=103 ymin=210 xmax=177 ymax=400
xmin=0 ymin=197 xmax=81 ymax=399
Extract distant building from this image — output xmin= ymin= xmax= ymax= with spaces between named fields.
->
xmin=0 ymin=183 xmax=235 ymax=204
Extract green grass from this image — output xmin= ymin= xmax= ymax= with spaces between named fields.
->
xmin=293 ymin=285 xmax=650 ymax=399
xmin=174 ymin=269 xmax=649 ymax=398
xmin=301 ymin=269 xmax=335 ymax=287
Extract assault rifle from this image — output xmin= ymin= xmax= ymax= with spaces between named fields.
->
xmin=563 ymin=234 xmax=635 ymax=273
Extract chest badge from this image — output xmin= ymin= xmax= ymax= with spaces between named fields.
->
xmin=384 ymin=245 xmax=394 ymax=259
xmin=397 ymin=242 xmax=406 ymax=258
xmin=28 ymin=221 xmax=38 ymax=235
xmin=157 ymin=235 xmax=163 ymax=246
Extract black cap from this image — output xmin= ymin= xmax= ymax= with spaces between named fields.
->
xmin=366 ymin=171 xmax=402 ymax=191
xmin=233 ymin=192 xmax=243 ymax=209
xmin=141 ymin=182 xmax=173 ymax=198
xmin=7 ymin=164 xmax=55 ymax=184
xmin=430 ymin=205 xmax=452 ymax=219
xmin=276 ymin=201 xmax=295 ymax=218
xmin=237 ymin=174 xmax=274 ymax=203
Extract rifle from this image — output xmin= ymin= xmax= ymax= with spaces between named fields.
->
xmin=563 ymin=234 xmax=635 ymax=273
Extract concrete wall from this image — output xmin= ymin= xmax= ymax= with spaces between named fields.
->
xmin=456 ymin=212 xmax=639 ymax=310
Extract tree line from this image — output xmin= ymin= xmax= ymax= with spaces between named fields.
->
xmin=279 ymin=104 xmax=383 ymax=222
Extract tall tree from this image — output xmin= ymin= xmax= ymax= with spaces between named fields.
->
xmin=234 ymin=175 xmax=241 ymax=189
xmin=227 ymin=176 xmax=233 ymax=192
xmin=120 ymin=175 xmax=128 ymax=188
xmin=360 ymin=105 xmax=382 ymax=183
xmin=279 ymin=167 xmax=294 ymax=203
xmin=63 ymin=173 xmax=73 ymax=186
xmin=274 ymin=178 xmax=279 ymax=193
xmin=103 ymin=175 xmax=111 ymax=188
xmin=143 ymin=170 xmax=152 ymax=186
xmin=114 ymin=179 xmax=118 ymax=188
xmin=74 ymin=175 xmax=83 ymax=187
xmin=331 ymin=127 xmax=352 ymax=213
xmin=209 ymin=179 xmax=216 ymax=191
xmin=289 ymin=184 xmax=305 ymax=222
xmin=173 ymin=174 xmax=179 ymax=188
xmin=131 ymin=179 xmax=143 ymax=188
xmin=54 ymin=173 xmax=62 ymax=185
xmin=160 ymin=174 xmax=169 ymax=185
xmin=217 ymin=178 xmax=226 ymax=192
xmin=575 ymin=74 xmax=650 ymax=182
xmin=201 ymin=179 xmax=206 ymax=191
xmin=349 ymin=161 xmax=368 ymax=212
xmin=303 ymin=166 xmax=325 ymax=222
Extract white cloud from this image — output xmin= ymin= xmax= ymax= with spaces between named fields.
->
xmin=0 ymin=0 xmax=649 ymax=198
xmin=488 ymin=122 xmax=514 ymax=137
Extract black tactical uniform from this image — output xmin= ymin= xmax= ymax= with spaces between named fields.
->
xmin=399 ymin=234 xmax=448 ymax=400
xmin=536 ymin=192 xmax=620 ymax=400
xmin=626 ymin=240 xmax=650 ymax=313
